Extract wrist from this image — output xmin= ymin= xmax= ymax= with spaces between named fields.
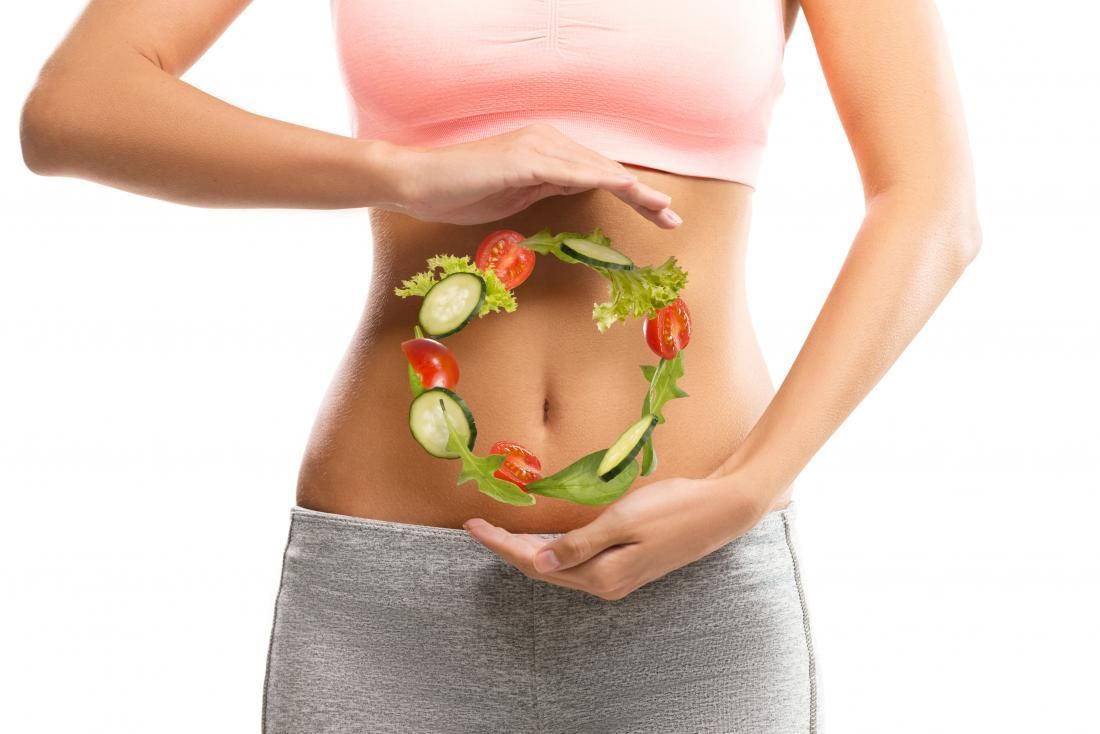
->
xmin=705 ymin=465 xmax=786 ymax=530
xmin=359 ymin=138 xmax=423 ymax=213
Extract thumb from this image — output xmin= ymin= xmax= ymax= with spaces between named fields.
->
xmin=533 ymin=515 xmax=621 ymax=573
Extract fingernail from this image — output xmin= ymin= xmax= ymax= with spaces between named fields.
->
xmin=616 ymin=172 xmax=638 ymax=182
xmin=465 ymin=519 xmax=487 ymax=531
xmin=534 ymin=549 xmax=560 ymax=572
xmin=665 ymin=209 xmax=683 ymax=225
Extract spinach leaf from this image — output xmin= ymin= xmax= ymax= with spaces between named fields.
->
xmin=525 ymin=448 xmax=640 ymax=506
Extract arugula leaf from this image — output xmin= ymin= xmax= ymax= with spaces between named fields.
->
xmin=394 ymin=254 xmax=517 ymax=317
xmin=637 ymin=350 xmax=689 ymax=476
xmin=518 ymin=227 xmax=688 ymax=333
xmin=640 ymin=350 xmax=689 ymax=424
xmin=439 ymin=398 xmax=535 ymax=506
xmin=524 ymin=448 xmax=640 ymax=506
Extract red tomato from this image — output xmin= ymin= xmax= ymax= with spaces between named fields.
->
xmin=475 ymin=229 xmax=536 ymax=289
xmin=488 ymin=440 xmax=543 ymax=491
xmin=401 ymin=337 xmax=459 ymax=389
xmin=642 ymin=297 xmax=692 ymax=360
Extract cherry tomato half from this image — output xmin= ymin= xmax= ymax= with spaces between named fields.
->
xmin=642 ymin=297 xmax=692 ymax=360
xmin=401 ymin=337 xmax=460 ymax=389
xmin=475 ymin=229 xmax=536 ymax=290
xmin=488 ymin=440 xmax=543 ymax=491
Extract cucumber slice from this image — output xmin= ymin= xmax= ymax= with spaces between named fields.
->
xmin=597 ymin=414 xmax=658 ymax=480
xmin=559 ymin=238 xmax=635 ymax=270
xmin=418 ymin=272 xmax=486 ymax=338
xmin=408 ymin=387 xmax=477 ymax=458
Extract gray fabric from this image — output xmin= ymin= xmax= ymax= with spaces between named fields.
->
xmin=262 ymin=504 xmax=818 ymax=733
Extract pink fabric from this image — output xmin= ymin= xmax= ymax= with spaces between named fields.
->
xmin=332 ymin=0 xmax=786 ymax=189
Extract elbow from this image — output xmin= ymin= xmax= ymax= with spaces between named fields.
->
xmin=873 ymin=182 xmax=983 ymax=271
xmin=20 ymin=82 xmax=71 ymax=176
xmin=949 ymin=193 xmax=983 ymax=269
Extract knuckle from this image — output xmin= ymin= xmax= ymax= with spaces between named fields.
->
xmin=515 ymin=126 xmax=545 ymax=147
xmin=589 ymin=567 xmax=619 ymax=595
xmin=500 ymin=163 xmax=527 ymax=188
xmin=526 ymin=121 xmax=556 ymax=136
xmin=560 ymin=534 xmax=592 ymax=561
xmin=596 ymin=583 xmax=630 ymax=602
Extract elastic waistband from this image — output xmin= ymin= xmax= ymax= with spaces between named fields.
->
xmin=288 ymin=501 xmax=795 ymax=542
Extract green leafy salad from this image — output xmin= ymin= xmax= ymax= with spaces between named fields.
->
xmin=395 ymin=227 xmax=692 ymax=506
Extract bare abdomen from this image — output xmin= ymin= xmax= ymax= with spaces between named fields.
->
xmin=295 ymin=172 xmax=777 ymax=533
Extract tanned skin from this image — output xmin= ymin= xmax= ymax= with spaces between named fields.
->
xmin=21 ymin=0 xmax=980 ymax=600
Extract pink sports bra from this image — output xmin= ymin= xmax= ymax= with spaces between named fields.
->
xmin=332 ymin=1 xmax=787 ymax=189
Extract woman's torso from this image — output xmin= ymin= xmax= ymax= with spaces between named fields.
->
xmin=297 ymin=0 xmax=801 ymax=532
xmin=296 ymin=168 xmax=793 ymax=533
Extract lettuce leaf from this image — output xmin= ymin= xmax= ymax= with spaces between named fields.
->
xmin=590 ymin=256 xmax=688 ymax=333
xmin=394 ymin=254 xmax=517 ymax=317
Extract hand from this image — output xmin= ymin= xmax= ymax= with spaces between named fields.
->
xmin=379 ymin=123 xmax=683 ymax=228
xmin=462 ymin=474 xmax=770 ymax=601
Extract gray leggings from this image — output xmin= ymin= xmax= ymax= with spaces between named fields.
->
xmin=262 ymin=504 xmax=818 ymax=733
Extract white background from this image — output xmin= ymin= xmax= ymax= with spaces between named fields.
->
xmin=2 ymin=2 xmax=1097 ymax=732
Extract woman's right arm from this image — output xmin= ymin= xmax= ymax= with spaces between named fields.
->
xmin=19 ymin=0 xmax=680 ymax=226
xmin=19 ymin=0 xmax=409 ymax=209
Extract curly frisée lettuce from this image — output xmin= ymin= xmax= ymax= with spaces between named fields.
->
xmin=590 ymin=256 xmax=688 ymax=333
xmin=394 ymin=254 xmax=517 ymax=317
xmin=518 ymin=227 xmax=688 ymax=332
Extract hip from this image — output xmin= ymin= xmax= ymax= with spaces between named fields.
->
xmin=262 ymin=503 xmax=818 ymax=733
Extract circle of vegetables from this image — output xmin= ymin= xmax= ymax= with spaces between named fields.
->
xmin=394 ymin=227 xmax=692 ymax=507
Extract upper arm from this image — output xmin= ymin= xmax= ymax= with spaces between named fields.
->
xmin=799 ymin=0 xmax=977 ymax=205
xmin=20 ymin=0 xmax=253 ymax=173
xmin=35 ymin=0 xmax=252 ymax=79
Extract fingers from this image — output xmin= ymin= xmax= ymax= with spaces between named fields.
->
xmin=532 ymin=511 xmax=626 ymax=573
xmin=519 ymin=148 xmax=682 ymax=226
xmin=618 ymin=192 xmax=683 ymax=229
xmin=547 ymin=136 xmax=684 ymax=227
xmin=519 ymin=155 xmax=637 ymax=194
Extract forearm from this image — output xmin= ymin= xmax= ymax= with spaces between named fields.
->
xmin=710 ymin=188 xmax=982 ymax=508
xmin=19 ymin=46 xmax=404 ymax=210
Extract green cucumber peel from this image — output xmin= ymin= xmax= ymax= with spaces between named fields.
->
xmin=517 ymin=226 xmax=598 ymax=265
xmin=394 ymin=253 xmax=517 ymax=317
xmin=518 ymin=227 xmax=688 ymax=333
xmin=638 ymin=350 xmax=689 ymax=476
xmin=524 ymin=447 xmax=640 ymax=506
xmin=439 ymin=398 xmax=535 ymax=506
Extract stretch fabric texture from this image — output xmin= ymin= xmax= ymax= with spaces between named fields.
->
xmin=331 ymin=0 xmax=787 ymax=188
xmin=262 ymin=504 xmax=819 ymax=733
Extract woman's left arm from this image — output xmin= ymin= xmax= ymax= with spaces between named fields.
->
xmin=464 ymin=0 xmax=982 ymax=599
xmin=703 ymin=0 xmax=984 ymax=498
